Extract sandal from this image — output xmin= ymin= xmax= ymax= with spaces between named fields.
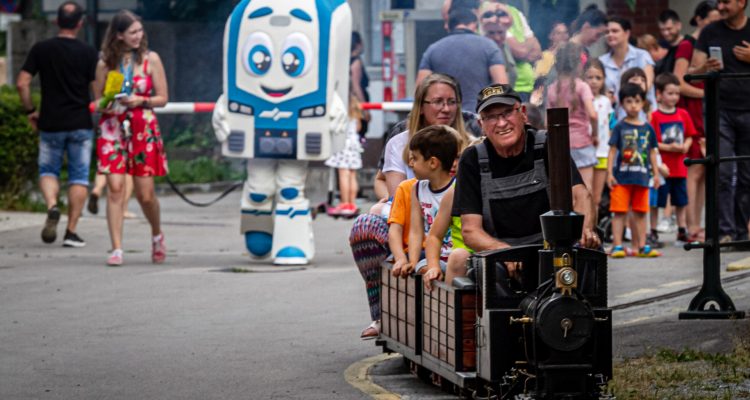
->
xmin=360 ymin=320 xmax=380 ymax=340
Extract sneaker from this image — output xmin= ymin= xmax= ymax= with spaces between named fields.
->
xmin=62 ymin=230 xmax=86 ymax=248
xmin=41 ymin=206 xmax=60 ymax=244
xmin=646 ymin=232 xmax=665 ymax=249
xmin=339 ymin=203 xmax=359 ymax=217
xmin=152 ymin=233 xmax=166 ymax=264
xmin=360 ymin=320 xmax=380 ymax=340
xmin=107 ymin=249 xmax=123 ymax=266
xmin=656 ymin=217 xmax=673 ymax=233
xmin=610 ymin=245 xmax=627 ymax=258
xmin=87 ymin=193 xmax=99 ymax=215
xmin=624 ymin=227 xmax=632 ymax=242
xmin=719 ymin=235 xmax=735 ymax=252
xmin=675 ymin=231 xmax=689 ymax=247
xmin=638 ymin=245 xmax=661 ymax=258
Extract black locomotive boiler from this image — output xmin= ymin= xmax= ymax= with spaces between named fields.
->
xmin=376 ymin=109 xmax=612 ymax=399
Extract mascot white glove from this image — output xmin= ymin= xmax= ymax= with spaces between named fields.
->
xmin=212 ymin=94 xmax=230 ymax=143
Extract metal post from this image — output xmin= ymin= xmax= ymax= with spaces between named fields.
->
xmin=679 ymin=73 xmax=745 ymax=320
xmin=85 ymin=0 xmax=98 ymax=47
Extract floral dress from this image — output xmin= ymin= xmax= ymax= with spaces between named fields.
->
xmin=325 ymin=119 xmax=363 ymax=170
xmin=97 ymin=55 xmax=168 ymax=177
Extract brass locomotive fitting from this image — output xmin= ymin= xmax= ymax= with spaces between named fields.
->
xmin=556 ymin=266 xmax=577 ymax=296
xmin=553 ymin=253 xmax=571 ymax=268
xmin=509 ymin=316 xmax=533 ymax=325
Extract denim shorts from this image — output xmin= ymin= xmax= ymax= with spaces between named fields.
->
xmin=570 ymin=145 xmax=598 ymax=168
xmin=39 ymin=129 xmax=94 ymax=186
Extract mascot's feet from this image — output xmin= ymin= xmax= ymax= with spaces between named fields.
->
xmin=245 ymin=231 xmax=273 ymax=260
xmin=273 ymin=246 xmax=309 ymax=265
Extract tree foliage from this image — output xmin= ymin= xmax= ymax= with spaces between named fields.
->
xmin=139 ymin=0 xmax=239 ymax=22
xmin=0 ymin=85 xmax=39 ymax=207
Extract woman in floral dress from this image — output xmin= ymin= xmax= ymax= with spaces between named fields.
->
xmin=93 ymin=10 xmax=168 ymax=266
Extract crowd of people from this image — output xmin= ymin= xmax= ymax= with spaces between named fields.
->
xmin=13 ymin=0 xmax=749 ymax=342
xmin=350 ymin=0 xmax=750 ymax=339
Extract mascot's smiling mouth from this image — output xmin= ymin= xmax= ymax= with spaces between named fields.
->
xmin=261 ymin=85 xmax=292 ymax=98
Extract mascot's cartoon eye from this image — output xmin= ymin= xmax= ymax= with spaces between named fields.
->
xmin=281 ymin=33 xmax=312 ymax=77
xmin=242 ymin=32 xmax=274 ymax=76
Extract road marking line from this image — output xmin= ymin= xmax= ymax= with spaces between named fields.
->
xmin=616 ymin=288 xmax=657 ymax=299
xmin=659 ymin=279 xmax=696 ymax=288
xmin=344 ymin=353 xmax=402 ymax=400
xmin=728 ymin=256 xmax=750 ymax=271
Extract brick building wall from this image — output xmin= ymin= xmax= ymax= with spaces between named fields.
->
xmin=605 ymin=0 xmax=670 ymax=38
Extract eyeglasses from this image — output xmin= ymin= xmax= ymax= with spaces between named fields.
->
xmin=481 ymin=106 xmax=520 ymax=123
xmin=423 ymin=98 xmax=458 ymax=109
xmin=481 ymin=10 xmax=509 ymax=19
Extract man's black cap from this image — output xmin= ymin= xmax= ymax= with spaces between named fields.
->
xmin=476 ymin=83 xmax=522 ymax=113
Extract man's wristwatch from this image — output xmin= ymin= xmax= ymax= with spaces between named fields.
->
xmin=25 ymin=107 xmax=36 ymax=115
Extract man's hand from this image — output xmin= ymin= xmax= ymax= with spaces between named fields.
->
xmin=704 ymin=57 xmax=723 ymax=72
xmin=423 ymin=266 xmax=444 ymax=291
xmin=652 ymin=174 xmax=661 ymax=189
xmin=733 ymin=40 xmax=750 ymax=63
xmin=27 ymin=111 xmax=39 ymax=131
xmin=504 ymin=261 xmax=523 ymax=280
xmin=579 ymin=228 xmax=601 ymax=249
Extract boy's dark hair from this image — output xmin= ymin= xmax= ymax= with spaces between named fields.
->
xmin=58 ymin=1 xmax=84 ymax=29
xmin=619 ymin=83 xmax=646 ymax=103
xmin=658 ymin=9 xmax=681 ymax=24
xmin=654 ymin=72 xmax=680 ymax=92
xmin=448 ymin=8 xmax=477 ymax=31
xmin=608 ymin=16 xmax=631 ymax=32
xmin=409 ymin=125 xmax=459 ymax=172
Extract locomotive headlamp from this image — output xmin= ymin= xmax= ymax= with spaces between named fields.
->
xmin=556 ymin=267 xmax=577 ymax=296
xmin=560 ymin=269 xmax=575 ymax=285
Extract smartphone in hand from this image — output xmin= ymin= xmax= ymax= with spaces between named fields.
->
xmin=709 ymin=46 xmax=724 ymax=70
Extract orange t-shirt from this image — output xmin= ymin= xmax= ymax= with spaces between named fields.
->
xmin=388 ymin=178 xmax=417 ymax=250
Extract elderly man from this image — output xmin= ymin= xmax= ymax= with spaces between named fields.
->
xmin=452 ymin=84 xmax=600 ymax=259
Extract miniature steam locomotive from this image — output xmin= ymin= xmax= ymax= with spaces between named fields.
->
xmin=377 ymin=115 xmax=612 ymax=399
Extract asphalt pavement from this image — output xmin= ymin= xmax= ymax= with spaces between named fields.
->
xmin=1 ymin=190 xmax=749 ymax=399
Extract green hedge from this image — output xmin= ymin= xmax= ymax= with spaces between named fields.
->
xmin=0 ymin=85 xmax=39 ymax=208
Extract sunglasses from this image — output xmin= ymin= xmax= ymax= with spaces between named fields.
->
xmin=481 ymin=10 xmax=509 ymax=19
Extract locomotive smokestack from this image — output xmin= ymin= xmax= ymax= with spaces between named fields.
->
xmin=546 ymin=108 xmax=573 ymax=213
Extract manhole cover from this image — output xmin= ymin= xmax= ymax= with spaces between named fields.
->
xmin=213 ymin=266 xmax=306 ymax=273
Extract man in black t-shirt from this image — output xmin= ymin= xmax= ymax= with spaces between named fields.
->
xmin=16 ymin=1 xmax=98 ymax=247
xmin=691 ymin=0 xmax=750 ymax=242
xmin=451 ymin=84 xmax=600 ymax=260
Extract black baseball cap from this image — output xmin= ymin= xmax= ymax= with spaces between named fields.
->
xmin=476 ymin=83 xmax=522 ymax=113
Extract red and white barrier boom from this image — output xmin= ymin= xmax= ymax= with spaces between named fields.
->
xmin=90 ymin=101 xmax=413 ymax=114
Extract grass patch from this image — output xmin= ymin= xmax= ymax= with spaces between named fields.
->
xmin=607 ymin=336 xmax=750 ymax=399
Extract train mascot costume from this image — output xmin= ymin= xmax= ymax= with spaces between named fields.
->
xmin=212 ymin=0 xmax=351 ymax=265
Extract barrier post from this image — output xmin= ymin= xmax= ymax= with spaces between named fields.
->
xmin=679 ymin=72 xmax=748 ymax=320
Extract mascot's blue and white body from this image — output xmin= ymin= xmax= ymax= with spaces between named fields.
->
xmin=213 ymin=0 xmax=351 ymax=265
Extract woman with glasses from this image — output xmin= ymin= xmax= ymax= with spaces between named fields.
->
xmin=351 ymin=73 xmax=472 ymax=340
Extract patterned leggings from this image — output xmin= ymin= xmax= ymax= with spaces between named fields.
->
xmin=349 ymin=213 xmax=389 ymax=322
